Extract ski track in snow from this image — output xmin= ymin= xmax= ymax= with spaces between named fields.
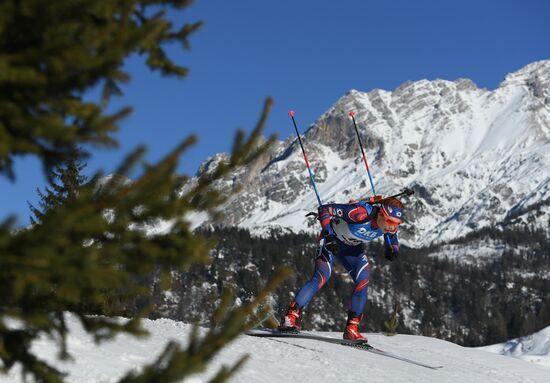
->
xmin=3 ymin=315 xmax=549 ymax=383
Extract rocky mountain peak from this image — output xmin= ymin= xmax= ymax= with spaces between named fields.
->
xmin=501 ymin=60 xmax=550 ymax=99
xmin=191 ymin=61 xmax=550 ymax=247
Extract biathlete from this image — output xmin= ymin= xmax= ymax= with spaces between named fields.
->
xmin=279 ymin=197 xmax=405 ymax=341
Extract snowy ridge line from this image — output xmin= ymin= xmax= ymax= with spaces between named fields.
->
xmin=480 ymin=326 xmax=550 ymax=369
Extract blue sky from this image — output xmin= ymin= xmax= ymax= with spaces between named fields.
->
xmin=2 ymin=0 xmax=549 ymax=225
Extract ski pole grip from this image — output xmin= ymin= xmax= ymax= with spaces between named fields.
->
xmin=403 ymin=188 xmax=414 ymax=196
xmin=369 ymin=195 xmax=383 ymax=204
xmin=288 ymin=111 xmax=295 ymax=117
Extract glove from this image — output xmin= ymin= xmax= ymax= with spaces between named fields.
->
xmin=384 ymin=244 xmax=399 ymax=262
xmin=321 ymin=225 xmax=338 ymax=254
xmin=317 ymin=205 xmax=332 ymax=228
xmin=324 ymin=235 xmax=339 ymax=254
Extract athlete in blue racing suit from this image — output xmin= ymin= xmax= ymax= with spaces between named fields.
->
xmin=279 ymin=197 xmax=404 ymax=341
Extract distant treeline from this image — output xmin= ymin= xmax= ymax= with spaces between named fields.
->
xmin=144 ymin=225 xmax=550 ymax=347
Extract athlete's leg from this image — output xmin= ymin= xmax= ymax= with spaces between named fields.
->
xmin=294 ymin=243 xmax=334 ymax=308
xmin=349 ymin=253 xmax=370 ymax=314
xmin=336 ymin=246 xmax=371 ymax=340
xmin=279 ymin=240 xmax=335 ymax=330
xmin=336 ymin=246 xmax=371 ymax=314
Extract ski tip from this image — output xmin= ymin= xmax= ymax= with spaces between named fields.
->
xmin=349 ymin=111 xmax=356 ymax=117
xmin=288 ymin=110 xmax=295 ymax=117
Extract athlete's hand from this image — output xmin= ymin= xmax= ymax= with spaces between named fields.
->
xmin=320 ymin=225 xmax=338 ymax=253
xmin=384 ymin=244 xmax=399 ymax=262
xmin=317 ymin=205 xmax=333 ymax=226
xmin=323 ymin=234 xmax=339 ymax=254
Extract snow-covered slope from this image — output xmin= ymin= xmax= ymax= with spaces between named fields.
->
xmin=480 ymin=326 xmax=550 ymax=369
xmin=4 ymin=315 xmax=549 ymax=383
xmin=191 ymin=60 xmax=550 ymax=247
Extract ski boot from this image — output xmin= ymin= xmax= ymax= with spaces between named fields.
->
xmin=343 ymin=311 xmax=368 ymax=342
xmin=278 ymin=300 xmax=301 ymax=332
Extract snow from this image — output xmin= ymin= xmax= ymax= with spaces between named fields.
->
xmin=4 ymin=315 xmax=549 ymax=383
xmin=480 ymin=326 xmax=550 ymax=370
xmin=185 ymin=211 xmax=211 ymax=230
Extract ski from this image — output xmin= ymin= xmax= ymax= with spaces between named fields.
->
xmin=246 ymin=329 xmax=442 ymax=370
xmin=352 ymin=343 xmax=443 ymax=370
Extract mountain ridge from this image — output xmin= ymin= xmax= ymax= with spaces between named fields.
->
xmin=191 ymin=60 xmax=550 ymax=247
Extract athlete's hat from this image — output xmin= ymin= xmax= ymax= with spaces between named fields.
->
xmin=380 ymin=204 xmax=404 ymax=224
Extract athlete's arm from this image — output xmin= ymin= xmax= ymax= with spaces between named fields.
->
xmin=317 ymin=202 xmax=374 ymax=230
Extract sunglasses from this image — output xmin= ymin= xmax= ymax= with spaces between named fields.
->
xmin=380 ymin=211 xmax=403 ymax=225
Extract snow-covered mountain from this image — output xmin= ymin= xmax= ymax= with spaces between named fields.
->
xmin=4 ymin=315 xmax=549 ymax=383
xmin=192 ymin=60 xmax=550 ymax=247
xmin=481 ymin=326 xmax=550 ymax=369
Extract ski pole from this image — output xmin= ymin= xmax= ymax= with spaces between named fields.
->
xmin=348 ymin=113 xmax=415 ymax=203
xmin=288 ymin=111 xmax=322 ymax=206
xmin=348 ymin=111 xmax=394 ymax=249
xmin=349 ymin=111 xmax=377 ymax=197
xmin=347 ymin=112 xmax=415 ymax=256
xmin=370 ymin=188 xmax=415 ymax=205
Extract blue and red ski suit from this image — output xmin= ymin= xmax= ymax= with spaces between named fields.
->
xmin=294 ymin=201 xmax=399 ymax=315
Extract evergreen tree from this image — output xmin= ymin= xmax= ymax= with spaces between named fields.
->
xmin=28 ymin=147 xmax=88 ymax=225
xmin=0 ymin=2 xmax=287 ymax=383
xmin=384 ymin=303 xmax=399 ymax=336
